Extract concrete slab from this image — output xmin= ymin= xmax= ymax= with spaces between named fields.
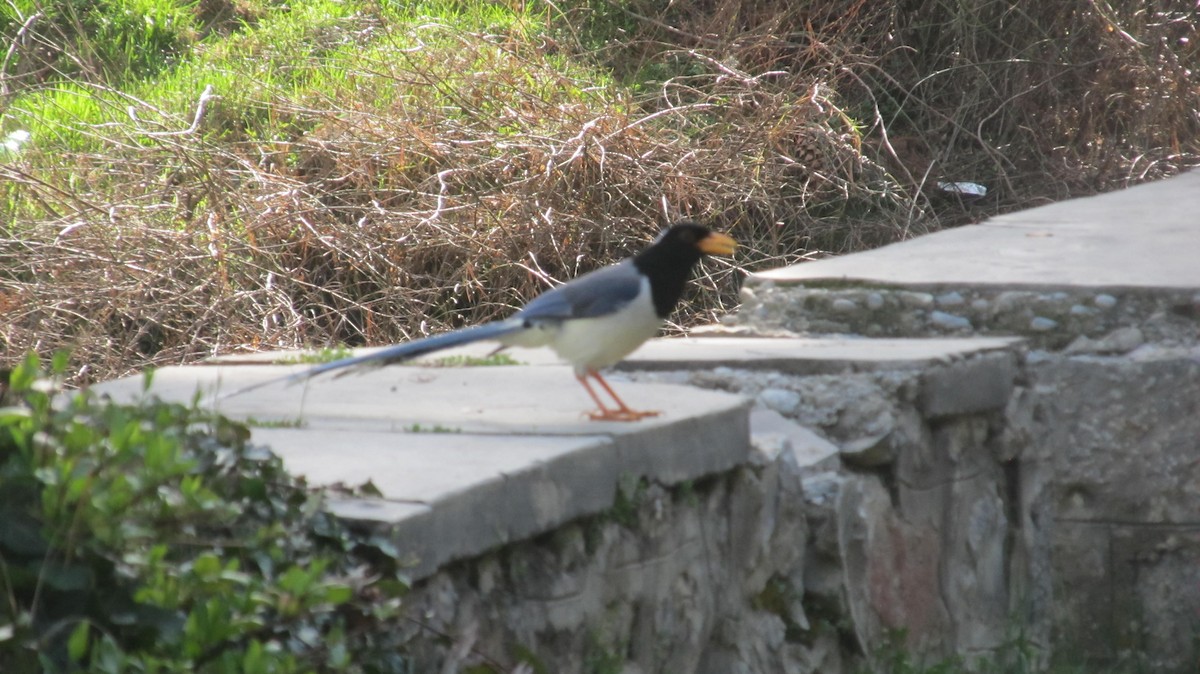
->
xmin=91 ymin=362 xmax=751 ymax=580
xmin=753 ymin=171 xmax=1200 ymax=291
xmin=93 ymin=364 xmax=746 ymax=435
xmin=621 ymin=335 xmax=1024 ymax=375
xmin=255 ymin=429 xmax=618 ymax=579
xmin=256 ymin=429 xmax=611 ymax=505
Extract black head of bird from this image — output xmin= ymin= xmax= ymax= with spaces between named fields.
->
xmin=634 ymin=220 xmax=737 ymax=318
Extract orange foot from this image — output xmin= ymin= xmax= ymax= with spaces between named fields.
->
xmin=576 ymin=370 xmax=660 ymax=422
xmin=586 ymin=408 xmax=661 ymax=422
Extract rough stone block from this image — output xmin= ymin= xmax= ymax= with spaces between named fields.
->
xmin=749 ymin=407 xmax=839 ymax=470
xmin=919 ymin=352 xmax=1017 ymax=419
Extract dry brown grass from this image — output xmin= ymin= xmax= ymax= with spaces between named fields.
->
xmin=590 ymin=0 xmax=1199 ymax=200
xmin=2 ymin=0 xmax=1197 ymax=384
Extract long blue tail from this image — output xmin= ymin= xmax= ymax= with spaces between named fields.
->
xmin=216 ymin=318 xmax=526 ymax=400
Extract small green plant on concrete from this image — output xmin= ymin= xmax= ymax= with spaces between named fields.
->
xmin=427 ymin=353 xmax=521 ymax=368
xmin=0 ymin=352 xmax=412 ymax=672
xmin=243 ymin=415 xmax=306 ymax=428
xmin=608 ymin=474 xmax=648 ymax=529
xmin=402 ymin=422 xmax=461 ymax=434
xmin=869 ymin=631 xmax=966 ymax=674
xmin=582 ymin=630 xmax=625 ymax=674
xmin=673 ymin=478 xmax=699 ymax=508
xmin=752 ymin=575 xmax=808 ymax=642
xmin=282 ymin=347 xmax=355 ymax=365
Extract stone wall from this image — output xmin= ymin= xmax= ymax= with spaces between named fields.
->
xmin=647 ymin=360 xmax=1024 ymax=668
xmin=391 ymin=353 xmax=1012 ymax=672
xmin=1018 ymin=352 xmax=1200 ymax=670
xmin=731 ymin=280 xmax=1200 ymax=672
xmin=397 ymin=450 xmax=822 ymax=673
xmin=392 ymin=287 xmax=1200 ymax=672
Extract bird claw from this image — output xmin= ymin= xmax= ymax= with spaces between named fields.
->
xmin=587 ymin=408 xmax=661 ymax=422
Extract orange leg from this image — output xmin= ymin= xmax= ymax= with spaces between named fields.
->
xmin=575 ymin=373 xmax=616 ymax=417
xmin=576 ymin=369 xmax=660 ymax=422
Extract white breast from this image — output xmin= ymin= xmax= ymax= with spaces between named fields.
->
xmin=546 ymin=276 xmax=662 ymax=373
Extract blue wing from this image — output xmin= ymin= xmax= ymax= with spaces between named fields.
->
xmin=516 ymin=260 xmax=642 ymax=322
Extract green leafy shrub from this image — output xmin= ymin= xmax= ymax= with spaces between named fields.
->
xmin=0 ymin=0 xmax=199 ymax=89
xmin=0 ymin=352 xmax=410 ymax=672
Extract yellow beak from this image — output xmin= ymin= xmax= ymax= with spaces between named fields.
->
xmin=698 ymin=232 xmax=737 ymax=256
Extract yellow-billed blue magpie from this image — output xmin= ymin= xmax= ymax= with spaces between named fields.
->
xmin=222 ymin=221 xmax=736 ymax=421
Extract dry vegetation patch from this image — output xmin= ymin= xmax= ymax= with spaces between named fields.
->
xmin=1 ymin=0 xmax=1196 ymax=383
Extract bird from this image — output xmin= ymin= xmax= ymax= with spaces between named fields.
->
xmin=220 ymin=221 xmax=736 ymax=421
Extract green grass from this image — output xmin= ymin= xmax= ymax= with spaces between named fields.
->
xmin=426 ymin=352 xmax=520 ymax=367
xmin=279 ymin=347 xmax=355 ymax=365
xmin=2 ymin=0 xmax=614 ymax=220
xmin=3 ymin=0 xmax=546 ymax=146
xmin=5 ymin=0 xmax=361 ymax=155
xmin=243 ymin=415 xmax=305 ymax=428
xmin=0 ymin=0 xmax=199 ymax=85
xmin=402 ymin=422 xmax=461 ymax=433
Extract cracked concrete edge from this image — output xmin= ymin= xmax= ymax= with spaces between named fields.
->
xmin=316 ymin=400 xmax=750 ymax=581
